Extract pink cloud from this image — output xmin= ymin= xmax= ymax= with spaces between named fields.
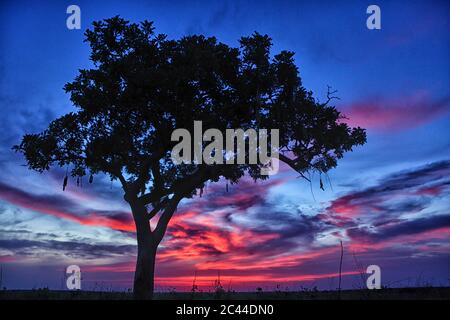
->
xmin=0 ymin=182 xmax=135 ymax=232
xmin=341 ymin=92 xmax=450 ymax=132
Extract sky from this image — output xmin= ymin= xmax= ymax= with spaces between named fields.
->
xmin=0 ymin=0 xmax=449 ymax=291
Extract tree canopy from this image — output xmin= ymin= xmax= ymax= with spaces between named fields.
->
xmin=14 ymin=15 xmax=366 ymax=209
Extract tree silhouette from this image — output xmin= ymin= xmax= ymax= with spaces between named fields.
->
xmin=13 ymin=17 xmax=366 ymax=299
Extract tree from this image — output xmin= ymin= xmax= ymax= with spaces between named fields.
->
xmin=13 ymin=17 xmax=366 ymax=299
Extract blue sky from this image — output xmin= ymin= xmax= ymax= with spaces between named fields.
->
xmin=0 ymin=0 xmax=449 ymax=290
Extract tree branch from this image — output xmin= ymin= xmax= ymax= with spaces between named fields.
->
xmin=153 ymin=194 xmax=182 ymax=245
xmin=139 ymin=187 xmax=171 ymax=205
xmin=278 ymin=153 xmax=310 ymax=182
xmin=146 ymin=197 xmax=169 ymax=220
xmin=322 ymin=85 xmax=340 ymax=106
xmin=152 ymin=166 xmax=213 ymax=244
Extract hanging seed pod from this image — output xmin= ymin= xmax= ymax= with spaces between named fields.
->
xmin=226 ymin=180 xmax=229 ymax=192
xmin=89 ymin=174 xmax=93 ymax=184
xmin=320 ymin=177 xmax=324 ymax=191
xmin=63 ymin=176 xmax=68 ymax=191
xmin=76 ymin=177 xmax=80 ymax=187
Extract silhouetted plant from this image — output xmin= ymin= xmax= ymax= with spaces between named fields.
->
xmin=14 ymin=16 xmax=366 ymax=299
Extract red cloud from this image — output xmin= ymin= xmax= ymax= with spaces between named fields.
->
xmin=0 ymin=181 xmax=135 ymax=232
xmin=153 ymin=271 xmax=360 ymax=290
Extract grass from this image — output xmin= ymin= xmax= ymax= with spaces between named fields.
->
xmin=0 ymin=286 xmax=449 ymax=300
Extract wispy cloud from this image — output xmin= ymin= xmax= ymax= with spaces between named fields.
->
xmin=0 ymin=181 xmax=135 ymax=232
xmin=342 ymin=93 xmax=450 ymax=132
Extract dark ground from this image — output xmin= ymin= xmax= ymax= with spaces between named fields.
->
xmin=0 ymin=287 xmax=449 ymax=300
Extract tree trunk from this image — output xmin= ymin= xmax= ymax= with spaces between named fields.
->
xmin=128 ymin=193 xmax=182 ymax=299
xmin=130 ymin=200 xmax=157 ymax=300
xmin=133 ymin=237 xmax=157 ymax=299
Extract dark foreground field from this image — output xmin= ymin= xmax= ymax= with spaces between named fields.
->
xmin=0 ymin=287 xmax=449 ymax=300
